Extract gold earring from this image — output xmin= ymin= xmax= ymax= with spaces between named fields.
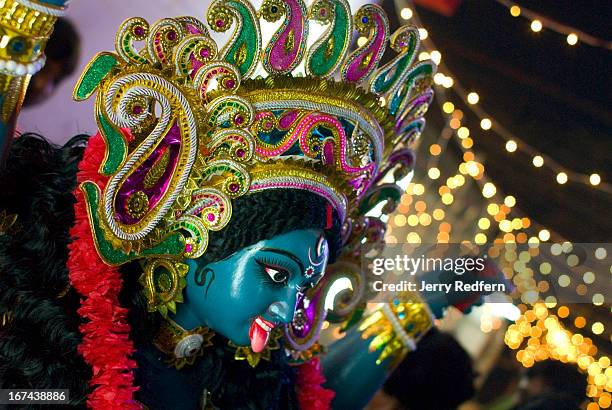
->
xmin=140 ymin=258 xmax=188 ymax=317
xmin=155 ymin=317 xmax=215 ymax=369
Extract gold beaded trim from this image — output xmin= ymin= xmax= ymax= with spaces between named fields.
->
xmin=0 ymin=0 xmax=58 ymax=37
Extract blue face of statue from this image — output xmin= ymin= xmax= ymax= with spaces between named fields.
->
xmin=172 ymin=229 xmax=329 ymax=352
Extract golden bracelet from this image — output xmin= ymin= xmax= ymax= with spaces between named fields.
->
xmin=359 ymin=291 xmax=434 ymax=367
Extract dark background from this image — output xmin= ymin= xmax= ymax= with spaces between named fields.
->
xmin=387 ymin=0 xmax=612 ymax=242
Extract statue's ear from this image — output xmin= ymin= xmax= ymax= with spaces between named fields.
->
xmin=139 ymin=258 xmax=189 ymax=317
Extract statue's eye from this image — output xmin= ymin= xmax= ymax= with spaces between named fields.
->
xmin=255 ymin=258 xmax=290 ymax=287
xmin=264 ymin=266 xmax=288 ymax=283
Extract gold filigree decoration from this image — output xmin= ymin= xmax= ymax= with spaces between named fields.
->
xmin=140 ymin=259 xmax=189 ymax=317
xmin=325 ymin=35 xmax=335 ymax=59
xmin=285 ymin=29 xmax=295 ymax=54
xmin=235 ymin=42 xmax=248 ymax=68
xmin=144 ymin=149 xmax=170 ymax=189
xmin=126 ymin=191 xmax=149 ymax=219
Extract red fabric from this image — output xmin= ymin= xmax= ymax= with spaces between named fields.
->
xmin=296 ymin=358 xmax=335 ymax=410
xmin=415 ymin=0 xmax=462 ymax=16
xmin=67 ymin=132 xmax=140 ymax=409
xmin=325 ymin=204 xmax=333 ymax=229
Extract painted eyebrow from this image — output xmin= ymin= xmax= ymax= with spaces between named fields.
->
xmin=260 ymin=247 xmax=305 ymax=275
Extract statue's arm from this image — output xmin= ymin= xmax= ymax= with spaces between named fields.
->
xmin=322 ymin=292 xmax=434 ymax=409
xmin=322 ymin=261 xmax=505 ymax=409
xmin=0 ymin=0 xmax=69 ymax=163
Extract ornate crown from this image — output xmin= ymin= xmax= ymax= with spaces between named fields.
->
xmin=73 ymin=0 xmax=435 ymax=274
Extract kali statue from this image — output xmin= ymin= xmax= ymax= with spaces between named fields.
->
xmin=0 ymin=0 xmax=494 ymax=409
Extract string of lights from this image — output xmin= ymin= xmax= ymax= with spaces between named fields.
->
xmin=395 ymin=104 xmax=612 ymax=405
xmin=395 ymin=2 xmax=611 ymax=194
xmin=399 ymin=3 xmax=593 ymax=246
xmin=443 ymin=80 xmax=612 ymax=194
xmin=389 ymin=2 xmax=611 ymax=405
xmin=391 ymin=129 xmax=610 ymax=339
xmin=496 ymin=0 xmax=612 ymax=51
xmin=405 ymin=0 xmax=609 ymax=326
xmin=430 ymin=92 xmax=611 ymax=339
xmin=505 ymin=303 xmax=612 ymax=407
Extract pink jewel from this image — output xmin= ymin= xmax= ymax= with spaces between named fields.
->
xmin=216 ymin=19 xmax=224 ymax=28
xmin=234 ymin=115 xmax=244 ymax=125
xmin=206 ymin=213 xmax=215 ymax=222
xmin=200 ymin=48 xmax=210 ymax=58
xmin=212 ymin=69 xmax=218 ymax=75
xmin=229 ymin=183 xmax=239 ymax=192
xmin=133 ymin=26 xmax=145 ymax=36
xmin=167 ymin=30 xmax=177 ymax=41
xmin=132 ymin=105 xmax=143 ymax=114
xmin=320 ymin=9 xmax=327 ymax=16
xmin=225 ymin=79 xmax=236 ymax=88
xmin=264 ymin=121 xmax=272 ymax=129
xmin=236 ymin=148 xmax=245 ymax=158
xmin=185 ymin=243 xmax=194 ymax=253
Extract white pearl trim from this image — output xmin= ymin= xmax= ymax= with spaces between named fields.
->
xmin=0 ymin=56 xmax=46 ymax=77
xmin=382 ymin=303 xmax=417 ymax=351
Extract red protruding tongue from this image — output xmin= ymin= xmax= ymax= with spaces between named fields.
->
xmin=249 ymin=317 xmax=273 ymax=353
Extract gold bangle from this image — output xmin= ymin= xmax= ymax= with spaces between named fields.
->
xmin=359 ymin=291 xmax=434 ymax=367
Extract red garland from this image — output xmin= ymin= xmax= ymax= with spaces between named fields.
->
xmin=67 ymin=132 xmax=140 ymax=409
xmin=295 ymin=358 xmax=335 ymax=410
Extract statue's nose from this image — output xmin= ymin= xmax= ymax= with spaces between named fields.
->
xmin=266 ymin=300 xmax=294 ymax=324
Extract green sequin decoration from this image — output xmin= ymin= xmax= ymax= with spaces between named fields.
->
xmin=307 ymin=0 xmax=350 ymax=77
xmin=358 ymin=185 xmax=401 ymax=215
xmin=81 ymin=182 xmax=185 ymax=266
xmin=73 ymin=53 xmax=118 ymax=101
xmin=97 ymin=113 xmax=127 ymax=176
xmin=215 ymin=1 xmax=260 ymax=77
xmin=372 ymin=52 xmax=410 ymax=94
xmin=372 ymin=28 xmax=420 ymax=114
xmin=391 ymin=62 xmax=434 ymax=116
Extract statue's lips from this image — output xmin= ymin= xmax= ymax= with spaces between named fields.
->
xmin=248 ymin=316 xmax=275 ymax=353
